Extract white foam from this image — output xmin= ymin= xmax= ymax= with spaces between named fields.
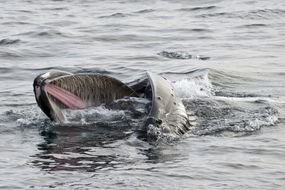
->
xmin=172 ymin=73 xmax=213 ymax=99
xmin=249 ymin=114 xmax=278 ymax=128
xmin=63 ymin=106 xmax=126 ymax=124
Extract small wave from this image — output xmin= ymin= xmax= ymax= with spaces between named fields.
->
xmin=0 ymin=67 xmax=13 ymax=74
xmin=18 ymin=30 xmax=68 ymax=39
xmin=164 ymin=28 xmax=212 ymax=34
xmin=158 ymin=51 xmax=210 ymax=60
xmin=26 ymin=66 xmax=111 ymax=74
xmin=179 ymin=6 xmax=217 ymax=12
xmin=237 ymin=23 xmax=267 ymax=29
xmin=74 ymin=67 xmax=113 ymax=75
xmin=0 ymin=39 xmax=21 ymax=46
xmin=0 ymin=48 xmax=53 ymax=59
xmin=1 ymin=21 xmax=33 ymax=25
xmin=208 ymin=69 xmax=276 ymax=98
xmin=198 ymin=8 xmax=285 ymax=20
xmin=40 ymin=7 xmax=69 ymax=11
xmin=246 ymin=9 xmax=285 ymax=20
xmin=209 ymin=69 xmax=258 ymax=86
xmin=44 ymin=20 xmax=77 ymax=27
xmin=198 ymin=12 xmax=230 ymax=18
xmin=0 ymin=49 xmax=23 ymax=58
xmin=17 ymin=10 xmax=34 ymax=13
xmin=93 ymin=34 xmax=157 ymax=42
xmin=36 ymin=30 xmax=66 ymax=38
xmin=99 ymin=12 xmax=132 ymax=18
xmin=134 ymin=9 xmax=155 ymax=14
xmin=191 ymin=28 xmax=212 ymax=32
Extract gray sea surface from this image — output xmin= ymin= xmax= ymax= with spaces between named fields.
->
xmin=0 ymin=0 xmax=285 ymax=189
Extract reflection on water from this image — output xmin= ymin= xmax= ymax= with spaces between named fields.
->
xmin=33 ymin=125 xmax=189 ymax=174
xmin=34 ymin=124 xmax=134 ymax=172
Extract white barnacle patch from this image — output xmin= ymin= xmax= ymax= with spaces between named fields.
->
xmin=41 ymin=72 xmax=50 ymax=79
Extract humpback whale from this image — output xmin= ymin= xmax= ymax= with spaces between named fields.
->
xmin=33 ymin=70 xmax=191 ymax=137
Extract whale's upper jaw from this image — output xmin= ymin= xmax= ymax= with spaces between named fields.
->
xmin=33 ymin=73 xmax=51 ymax=119
xmin=33 ymin=70 xmax=74 ymax=122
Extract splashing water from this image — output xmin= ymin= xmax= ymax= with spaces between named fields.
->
xmin=171 ymin=69 xmax=280 ymax=136
xmin=172 ymin=71 xmax=214 ymax=99
xmin=63 ymin=106 xmax=127 ymax=125
xmin=158 ymin=51 xmax=210 ymax=60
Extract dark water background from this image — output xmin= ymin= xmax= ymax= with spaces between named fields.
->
xmin=1 ymin=0 xmax=285 ymax=189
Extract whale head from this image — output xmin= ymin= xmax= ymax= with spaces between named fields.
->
xmin=33 ymin=70 xmax=137 ymax=123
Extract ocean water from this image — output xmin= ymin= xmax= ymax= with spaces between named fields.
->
xmin=1 ymin=0 xmax=285 ymax=189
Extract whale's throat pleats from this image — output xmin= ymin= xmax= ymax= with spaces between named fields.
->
xmin=45 ymin=74 xmax=138 ymax=109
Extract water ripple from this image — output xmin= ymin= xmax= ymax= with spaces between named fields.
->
xmin=99 ymin=12 xmax=133 ymax=19
xmin=134 ymin=9 xmax=155 ymax=14
xmin=179 ymin=6 xmax=218 ymax=12
xmin=158 ymin=51 xmax=210 ymax=60
xmin=199 ymin=8 xmax=285 ymax=20
xmin=0 ymin=39 xmax=21 ymax=46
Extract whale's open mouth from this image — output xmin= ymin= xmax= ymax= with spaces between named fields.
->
xmin=34 ymin=73 xmax=138 ymax=123
xmin=44 ymin=84 xmax=87 ymax=109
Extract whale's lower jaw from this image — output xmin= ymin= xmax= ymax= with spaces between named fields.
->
xmin=141 ymin=72 xmax=190 ymax=140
